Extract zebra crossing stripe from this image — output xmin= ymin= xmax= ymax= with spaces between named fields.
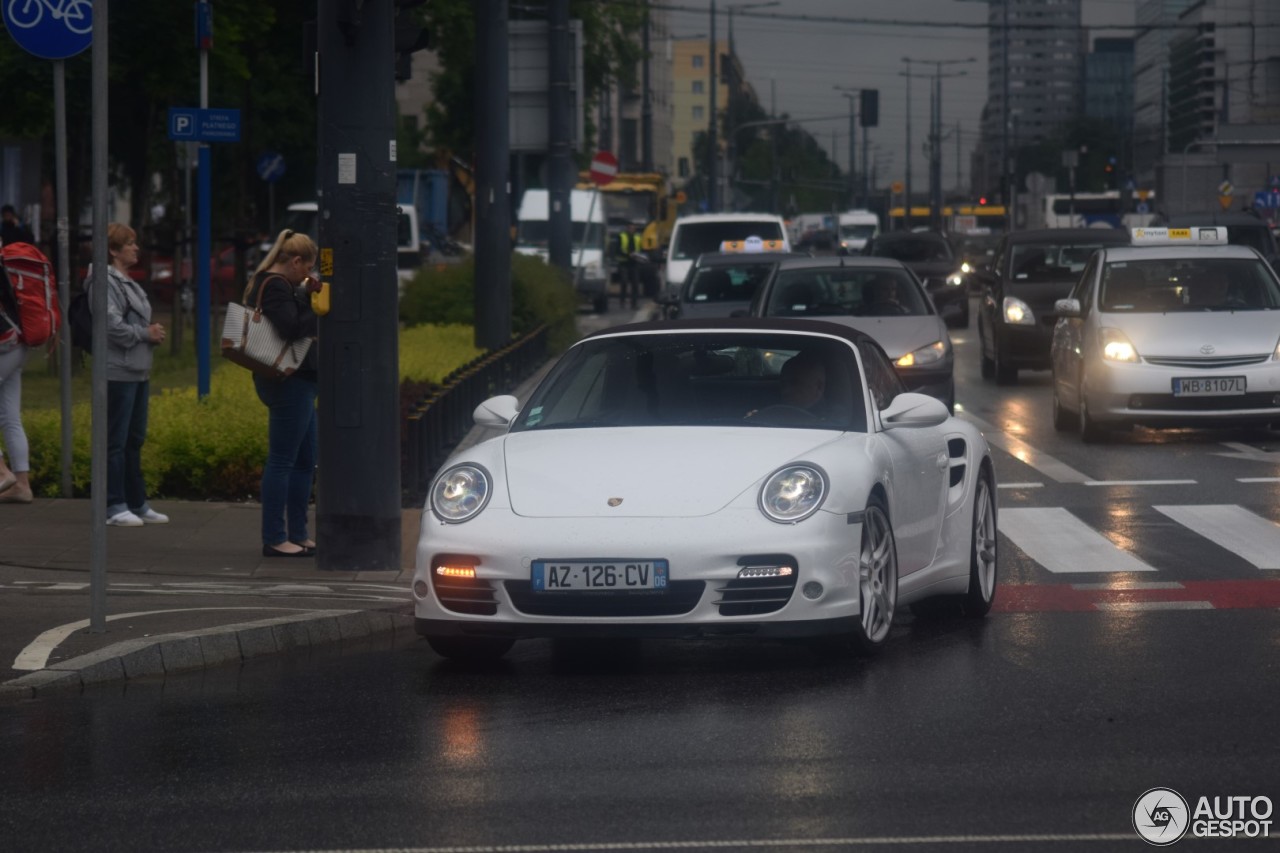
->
xmin=1153 ymin=504 xmax=1280 ymax=570
xmin=994 ymin=579 xmax=1280 ymax=612
xmin=999 ymin=507 xmax=1156 ymax=574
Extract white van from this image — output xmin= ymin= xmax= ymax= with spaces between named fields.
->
xmin=277 ymin=201 xmax=422 ymax=286
xmin=664 ymin=213 xmax=791 ymax=290
xmin=515 ymin=188 xmax=609 ymax=312
xmin=837 ymin=209 xmax=880 ymax=254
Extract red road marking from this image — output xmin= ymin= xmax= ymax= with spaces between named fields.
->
xmin=993 ymin=579 xmax=1280 ymax=612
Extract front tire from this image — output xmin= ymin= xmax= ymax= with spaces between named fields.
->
xmin=852 ymin=496 xmax=899 ymax=653
xmin=1051 ymin=380 xmax=1072 ymax=431
xmin=963 ymin=471 xmax=998 ymax=616
xmin=427 ymin=636 xmax=515 ymax=662
xmin=1078 ymin=380 xmax=1107 ymax=443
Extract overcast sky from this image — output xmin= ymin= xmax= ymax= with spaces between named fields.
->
xmin=663 ymin=0 xmax=1137 ymax=195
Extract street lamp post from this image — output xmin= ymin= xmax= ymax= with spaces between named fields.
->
xmin=835 ymin=87 xmax=859 ymax=209
xmin=709 ymin=0 xmax=717 ymax=211
xmin=725 ymin=2 xmax=780 ymax=210
xmin=904 ymin=56 xmax=973 ymax=231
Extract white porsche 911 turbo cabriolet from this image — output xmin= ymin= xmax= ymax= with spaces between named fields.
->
xmin=412 ymin=318 xmax=998 ymax=661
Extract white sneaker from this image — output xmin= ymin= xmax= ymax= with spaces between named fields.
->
xmin=106 ymin=510 xmax=144 ymax=527
xmin=137 ymin=508 xmax=170 ymax=524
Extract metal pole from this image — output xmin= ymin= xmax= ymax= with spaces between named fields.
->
xmin=641 ymin=1 xmax=652 ymax=172
xmin=862 ymin=123 xmax=869 ymax=206
xmin=53 ymin=62 xmax=72 ymax=498
xmin=196 ymin=28 xmax=211 ymax=398
xmin=474 ymin=0 xmax=511 ymax=349
xmin=89 ymin=0 xmax=109 ymax=633
xmin=770 ymin=78 xmax=778 ymax=214
xmin=1002 ymin=0 xmax=1011 ymax=222
xmin=548 ymin=0 xmax=572 ymax=274
xmin=903 ymin=63 xmax=912 ymax=230
xmin=708 ymin=1 xmax=717 ymax=212
xmin=848 ymin=95 xmax=857 ymax=209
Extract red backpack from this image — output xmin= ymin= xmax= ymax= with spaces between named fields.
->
xmin=0 ymin=241 xmax=60 ymax=347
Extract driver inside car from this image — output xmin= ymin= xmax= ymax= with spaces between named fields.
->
xmin=862 ymin=274 xmax=906 ymax=315
xmin=746 ymin=350 xmax=828 ymax=421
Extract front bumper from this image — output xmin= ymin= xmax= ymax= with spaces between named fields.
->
xmin=412 ymin=505 xmax=866 ymax=637
xmin=1085 ymin=359 xmax=1280 ymax=427
xmin=997 ymin=321 xmax=1054 ymax=371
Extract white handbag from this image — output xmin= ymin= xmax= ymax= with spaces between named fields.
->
xmin=220 ymin=278 xmax=314 ymax=380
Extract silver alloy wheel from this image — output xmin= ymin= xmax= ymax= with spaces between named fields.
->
xmin=858 ymin=503 xmax=898 ymax=645
xmin=972 ymin=476 xmax=997 ymax=604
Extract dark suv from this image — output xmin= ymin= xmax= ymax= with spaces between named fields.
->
xmin=863 ymin=230 xmax=968 ymax=327
xmin=974 ymin=228 xmax=1130 ymax=385
xmin=1155 ymin=211 xmax=1280 ymax=267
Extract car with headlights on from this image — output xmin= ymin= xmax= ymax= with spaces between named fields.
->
xmin=862 ymin=230 xmax=968 ymax=328
xmin=747 ymin=256 xmax=956 ymax=411
xmin=1051 ymin=226 xmax=1280 ymax=441
xmin=975 ymin=227 xmax=1130 ymax=385
xmin=414 ymin=319 xmax=998 ymax=661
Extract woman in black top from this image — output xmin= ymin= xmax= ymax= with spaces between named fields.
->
xmin=246 ymin=229 xmax=321 ymax=557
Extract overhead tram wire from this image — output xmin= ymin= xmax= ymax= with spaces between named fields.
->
xmin=639 ymin=1 xmax=1280 ymax=32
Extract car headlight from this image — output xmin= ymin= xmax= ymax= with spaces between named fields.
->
xmin=759 ymin=464 xmax=827 ymax=524
xmin=896 ymin=340 xmax=948 ymax=367
xmin=430 ymin=464 xmax=492 ymax=523
xmin=1099 ymin=327 xmax=1139 ymax=363
xmin=960 ymin=261 xmax=972 ymax=274
xmin=1002 ymin=295 xmax=1035 ymax=325
xmin=1273 ymin=335 xmax=1280 ymax=361
xmin=947 ymin=273 xmax=965 ymax=286
xmin=584 ymin=260 xmax=602 ymax=278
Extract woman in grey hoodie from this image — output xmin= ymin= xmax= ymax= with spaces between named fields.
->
xmin=89 ymin=223 xmax=169 ymax=527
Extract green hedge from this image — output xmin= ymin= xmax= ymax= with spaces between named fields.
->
xmin=22 ymin=324 xmax=483 ymax=500
xmin=399 ymin=252 xmax=579 ymax=354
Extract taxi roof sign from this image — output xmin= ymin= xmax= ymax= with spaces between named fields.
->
xmin=1130 ymin=226 xmax=1228 ymax=246
xmin=720 ymin=236 xmax=787 ymax=253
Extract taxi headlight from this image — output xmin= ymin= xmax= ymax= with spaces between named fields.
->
xmin=430 ymin=464 xmax=492 ymax=523
xmin=1002 ymin=296 xmax=1034 ymax=325
xmin=1099 ymin=327 xmax=1139 ymax=363
xmin=947 ymin=273 xmax=965 ymax=286
xmin=896 ymin=340 xmax=948 ymax=368
xmin=759 ymin=464 xmax=827 ymax=524
xmin=1273 ymin=335 xmax=1280 ymax=361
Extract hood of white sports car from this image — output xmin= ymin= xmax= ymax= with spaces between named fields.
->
xmin=503 ymin=428 xmax=838 ymax=517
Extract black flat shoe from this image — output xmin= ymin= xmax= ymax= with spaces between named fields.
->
xmin=262 ymin=544 xmax=315 ymax=558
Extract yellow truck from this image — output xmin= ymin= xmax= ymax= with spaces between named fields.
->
xmin=576 ymin=171 xmax=681 ymax=295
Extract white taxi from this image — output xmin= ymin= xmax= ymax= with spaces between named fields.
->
xmin=1050 ymin=226 xmax=1280 ymax=441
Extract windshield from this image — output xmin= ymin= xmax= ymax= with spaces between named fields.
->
xmin=601 ymin=193 xmax=653 ymax=227
xmin=516 ymin=220 xmax=605 ymax=249
xmin=672 ymin=221 xmax=785 ymax=260
xmin=1010 ymin=243 xmax=1107 ymax=283
xmin=765 ymin=268 xmax=931 ymax=317
xmin=512 ymin=333 xmax=865 ymax=432
xmin=868 ymin=238 xmax=953 ymax=263
xmin=840 ymin=224 xmax=877 ymax=240
xmin=1100 ymin=258 xmax=1280 ymax=312
xmin=684 ymin=263 xmax=775 ymax=303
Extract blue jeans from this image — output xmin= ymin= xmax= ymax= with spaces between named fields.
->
xmin=107 ymin=380 xmax=153 ymax=517
xmin=254 ymin=375 xmax=318 ymax=546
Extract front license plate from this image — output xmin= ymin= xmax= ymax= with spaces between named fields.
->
xmin=1172 ymin=376 xmax=1246 ymax=397
xmin=531 ymin=560 xmax=669 ymax=591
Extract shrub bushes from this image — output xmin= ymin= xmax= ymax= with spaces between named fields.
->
xmin=22 ymin=323 xmax=484 ymax=500
xmin=399 ymin=252 xmax=579 ymax=354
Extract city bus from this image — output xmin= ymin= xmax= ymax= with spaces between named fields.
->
xmin=1038 ymin=190 xmax=1156 ymax=230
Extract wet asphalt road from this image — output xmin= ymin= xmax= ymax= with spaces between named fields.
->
xmin=2 ymin=607 xmax=1277 ymax=853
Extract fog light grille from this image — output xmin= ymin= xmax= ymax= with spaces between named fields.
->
xmin=430 ymin=557 xmax=497 ymax=615
xmin=716 ymin=555 xmax=798 ymax=616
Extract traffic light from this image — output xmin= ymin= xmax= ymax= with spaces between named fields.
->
xmin=860 ymin=89 xmax=879 ymax=128
xmin=978 ymin=196 xmax=988 ymax=206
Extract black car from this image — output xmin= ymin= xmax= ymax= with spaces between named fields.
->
xmin=974 ymin=227 xmax=1130 ymax=385
xmin=1153 ymin=210 xmax=1280 ymax=266
xmin=863 ymin=230 xmax=968 ymax=327
xmin=654 ymin=250 xmax=808 ymax=320
xmin=950 ymin=231 xmax=1003 ymax=293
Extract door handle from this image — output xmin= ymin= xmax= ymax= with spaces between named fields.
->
xmin=935 ymin=452 xmax=948 ymax=470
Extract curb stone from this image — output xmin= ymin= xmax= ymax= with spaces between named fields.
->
xmin=0 ymin=608 xmax=415 ymax=704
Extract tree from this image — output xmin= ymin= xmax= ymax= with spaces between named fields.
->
xmin=419 ymin=1 xmax=644 ymax=161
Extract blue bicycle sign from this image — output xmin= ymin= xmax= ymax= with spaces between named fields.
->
xmin=3 ymin=0 xmax=93 ymax=60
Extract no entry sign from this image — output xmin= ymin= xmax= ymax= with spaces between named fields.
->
xmin=589 ymin=151 xmax=618 ymax=186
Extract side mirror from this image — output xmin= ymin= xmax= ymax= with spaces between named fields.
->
xmin=473 ymin=394 xmax=519 ymax=427
xmin=729 ymin=308 xmax=749 ymax=318
xmin=880 ymin=392 xmax=949 ymax=429
xmin=1054 ymin=297 xmax=1082 ymax=318
xmin=656 ymin=291 xmax=679 ymax=306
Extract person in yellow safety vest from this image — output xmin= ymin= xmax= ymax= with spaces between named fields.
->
xmin=615 ymin=221 xmax=642 ymax=310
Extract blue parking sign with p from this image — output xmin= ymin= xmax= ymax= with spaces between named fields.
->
xmin=170 ymin=109 xmax=198 ymax=140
